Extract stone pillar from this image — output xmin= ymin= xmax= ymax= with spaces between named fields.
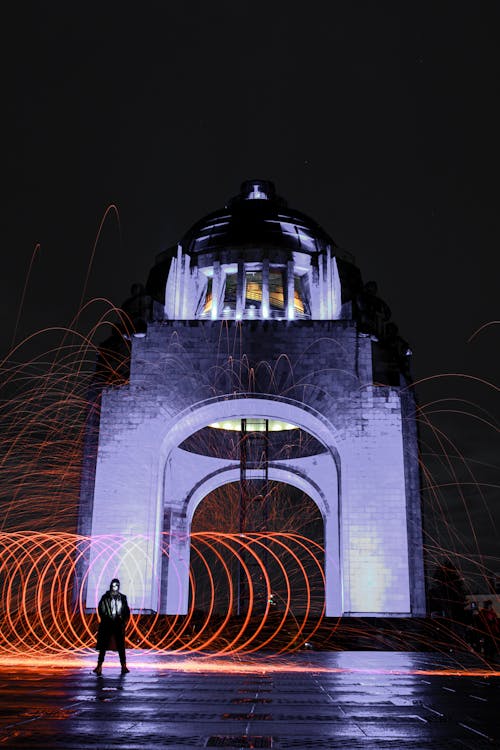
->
xmin=400 ymin=388 xmax=427 ymax=615
xmin=326 ymin=246 xmax=333 ymax=319
xmin=287 ymin=260 xmax=295 ymax=320
xmin=181 ymin=252 xmax=190 ymax=319
xmin=332 ymin=256 xmax=342 ymax=319
xmin=164 ymin=256 xmax=177 ymax=319
xmin=309 ymin=263 xmax=320 ymax=318
xmin=236 ymin=260 xmax=245 ymax=319
xmin=212 ymin=261 xmax=221 ymax=320
xmin=261 ymin=258 xmax=270 ymax=318
xmin=325 ymin=515 xmax=343 ymax=616
xmin=174 ymin=245 xmax=183 ymax=319
xmin=318 ymin=253 xmax=325 ymax=319
xmin=165 ymin=512 xmax=190 ymax=614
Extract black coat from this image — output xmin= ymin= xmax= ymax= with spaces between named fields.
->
xmin=95 ymin=592 xmax=130 ymax=651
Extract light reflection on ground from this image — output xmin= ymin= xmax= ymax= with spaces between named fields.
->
xmin=2 ymin=649 xmax=498 ymax=748
xmin=0 ymin=650 xmax=498 ymax=678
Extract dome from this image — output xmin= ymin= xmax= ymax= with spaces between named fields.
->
xmin=146 ymin=180 xmax=357 ymax=324
xmin=138 ymin=180 xmax=410 ymax=383
xmin=181 ymin=180 xmax=335 ymax=259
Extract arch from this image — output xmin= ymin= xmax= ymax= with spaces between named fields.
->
xmin=184 ymin=465 xmax=329 ymax=525
xmin=158 ymin=394 xmax=343 ymax=470
xmin=161 ymin=423 xmax=342 ymax=616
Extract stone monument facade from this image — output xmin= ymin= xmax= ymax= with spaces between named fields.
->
xmin=79 ymin=180 xmax=426 ymax=617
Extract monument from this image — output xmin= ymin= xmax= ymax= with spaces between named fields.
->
xmin=78 ymin=180 xmax=426 ymax=618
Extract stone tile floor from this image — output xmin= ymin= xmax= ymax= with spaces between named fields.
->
xmin=0 ymin=651 xmax=499 ymax=749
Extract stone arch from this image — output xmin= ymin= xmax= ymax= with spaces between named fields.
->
xmin=183 ymin=465 xmax=329 ymax=524
xmin=159 ymin=396 xmax=343 ymax=616
xmin=164 ymin=470 xmax=341 ymax=617
xmin=158 ymin=394 xmax=343 ymax=470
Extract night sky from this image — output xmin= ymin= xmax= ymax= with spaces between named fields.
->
xmin=2 ymin=3 xmax=499 ymax=583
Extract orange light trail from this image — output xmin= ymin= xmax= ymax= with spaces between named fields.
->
xmin=0 ymin=652 xmax=498 ymax=678
xmin=0 ymin=531 xmax=325 ymax=656
xmin=0 ymin=237 xmax=498 ymax=675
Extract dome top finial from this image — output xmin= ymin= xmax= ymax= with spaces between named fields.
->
xmin=239 ymin=179 xmax=276 ymax=201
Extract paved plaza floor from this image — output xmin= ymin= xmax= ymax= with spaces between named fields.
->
xmin=0 ymin=651 xmax=499 ymax=749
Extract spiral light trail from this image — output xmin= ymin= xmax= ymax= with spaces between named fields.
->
xmin=0 ymin=531 xmax=325 ymax=656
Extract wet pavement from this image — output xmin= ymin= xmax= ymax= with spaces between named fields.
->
xmin=0 ymin=651 xmax=499 ymax=749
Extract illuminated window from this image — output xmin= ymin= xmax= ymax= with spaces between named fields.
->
xmin=294 ymin=275 xmax=309 ymax=317
xmin=209 ymin=419 xmax=298 ymax=431
xmin=245 ymin=271 xmax=262 ymax=311
xmin=269 ymin=270 xmax=285 ymax=311
xmin=202 ymin=277 xmax=213 ymax=315
xmin=198 ymin=265 xmax=310 ymax=320
xmin=223 ymin=272 xmax=237 ymax=311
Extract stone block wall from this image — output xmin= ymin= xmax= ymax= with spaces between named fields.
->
xmin=84 ymin=319 xmax=423 ymax=615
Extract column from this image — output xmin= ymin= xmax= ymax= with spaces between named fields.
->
xmin=261 ymin=258 xmax=269 ymax=318
xmin=181 ymin=252 xmax=191 ymax=319
xmin=309 ymin=264 xmax=320 ymax=318
xmin=326 ymin=245 xmax=333 ymax=319
xmin=174 ymin=245 xmax=183 ymax=318
xmin=287 ymin=260 xmax=295 ymax=320
xmin=325 ymin=515 xmax=343 ymax=616
xmin=236 ymin=260 xmax=245 ymax=319
xmin=211 ymin=261 xmax=221 ymax=320
xmin=165 ymin=512 xmax=190 ymax=614
xmin=318 ymin=252 xmax=325 ymax=319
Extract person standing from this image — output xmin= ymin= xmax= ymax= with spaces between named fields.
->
xmin=93 ymin=578 xmax=130 ymax=674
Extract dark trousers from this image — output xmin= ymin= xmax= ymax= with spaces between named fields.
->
xmin=97 ymin=623 xmax=127 ymax=665
xmin=98 ymin=643 xmax=126 ymax=665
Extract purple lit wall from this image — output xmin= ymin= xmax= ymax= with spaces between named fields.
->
xmin=81 ymin=183 xmax=426 ymax=617
xmin=84 ymin=322 xmax=420 ymax=616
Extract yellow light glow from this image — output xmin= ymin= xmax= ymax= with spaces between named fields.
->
xmin=294 ymin=288 xmax=304 ymax=314
xmin=209 ymin=419 xmax=298 ymax=432
xmin=202 ymin=291 xmax=212 ymax=314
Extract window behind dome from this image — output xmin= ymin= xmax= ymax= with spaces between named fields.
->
xmin=245 ymin=271 xmax=262 ymax=315
xmin=223 ymin=271 xmax=237 ymax=314
xmin=269 ymin=271 xmax=285 ymax=312
xmin=202 ymin=277 xmax=213 ymax=315
xmin=198 ymin=262 xmax=311 ymax=320
xmin=294 ymin=275 xmax=310 ymax=317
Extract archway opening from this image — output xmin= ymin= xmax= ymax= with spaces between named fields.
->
xmin=187 ymin=481 xmax=325 ymax=650
xmin=161 ymin=402 xmax=341 ymax=638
